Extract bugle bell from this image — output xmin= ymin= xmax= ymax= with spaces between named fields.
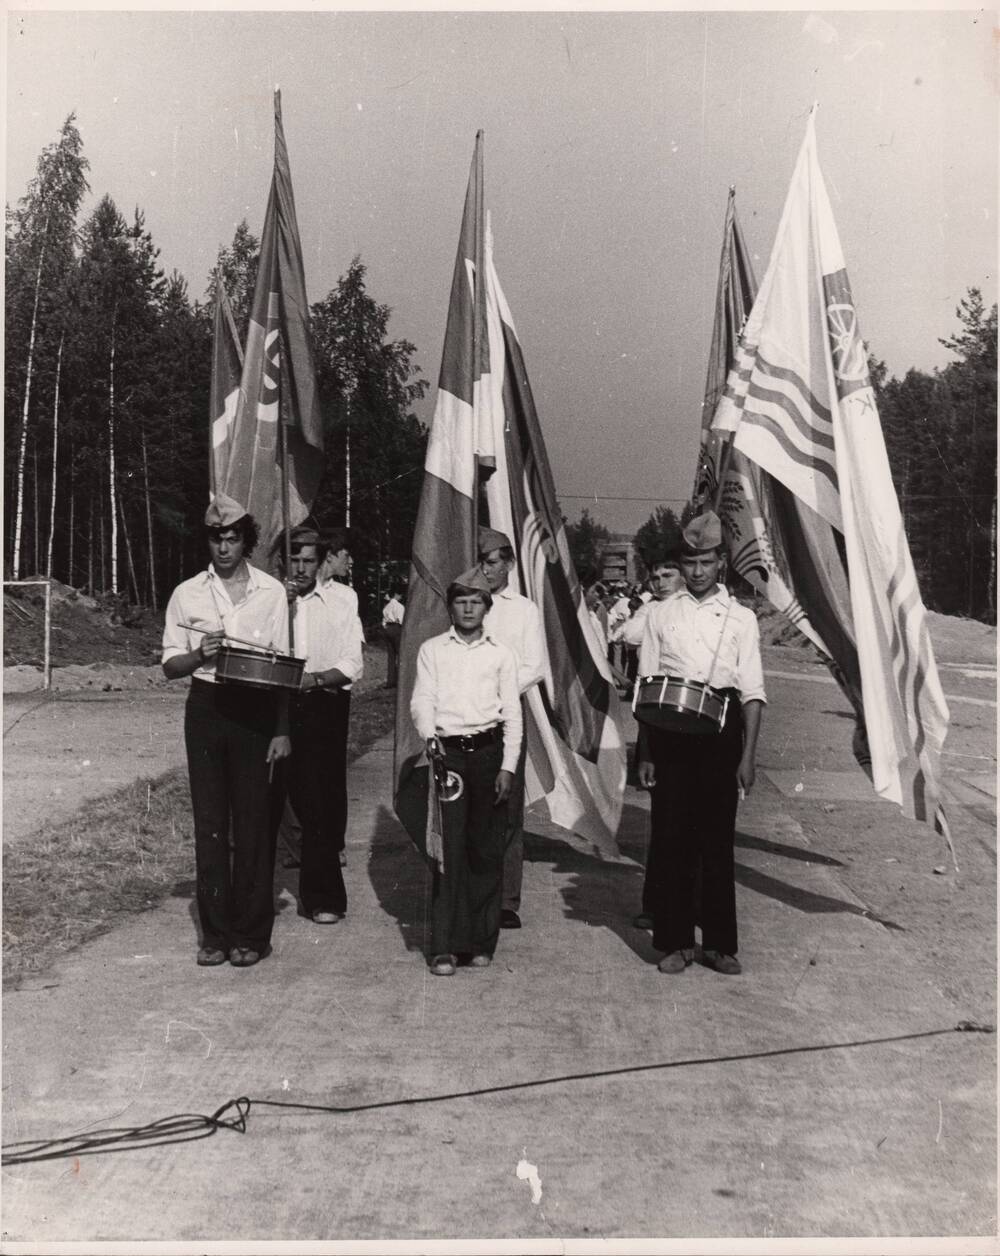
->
xmin=429 ymin=743 xmax=464 ymax=803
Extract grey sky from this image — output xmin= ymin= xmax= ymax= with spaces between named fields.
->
xmin=7 ymin=8 xmax=996 ymax=534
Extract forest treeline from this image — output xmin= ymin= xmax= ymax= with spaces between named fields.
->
xmin=5 ymin=115 xmax=427 ymax=621
xmin=6 ymin=115 xmax=997 ymax=625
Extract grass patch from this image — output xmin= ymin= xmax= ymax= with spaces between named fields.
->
xmin=2 ymin=685 xmax=398 ymax=989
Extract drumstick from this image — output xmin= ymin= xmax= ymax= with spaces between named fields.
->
xmin=177 ymin=621 xmax=283 ymax=654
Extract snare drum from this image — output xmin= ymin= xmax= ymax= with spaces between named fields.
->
xmin=215 ymin=644 xmax=306 ymax=692
xmin=632 ymin=675 xmax=730 ymax=734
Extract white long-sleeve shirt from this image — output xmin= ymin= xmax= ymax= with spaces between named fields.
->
xmin=294 ymin=580 xmax=364 ymax=689
xmin=162 ymin=563 xmax=289 ymax=682
xmin=382 ymin=596 xmax=405 ymax=627
xmin=410 ymin=628 xmax=523 ymax=773
xmin=482 ymin=585 xmax=545 ymax=695
xmin=638 ymin=585 xmax=767 ymax=705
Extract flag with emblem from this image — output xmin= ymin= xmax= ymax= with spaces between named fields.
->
xmin=221 ymin=89 xmax=324 ymax=565
xmin=209 ymin=279 xmax=244 ymax=495
xmin=713 ymin=108 xmax=950 ymax=835
xmin=481 ymin=222 xmax=626 ymax=851
xmin=393 ymin=132 xmax=492 ymax=856
xmin=394 ymin=133 xmax=625 ymax=857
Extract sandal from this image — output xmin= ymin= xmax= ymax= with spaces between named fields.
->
xmin=196 ymin=946 xmax=227 ymax=967
xmin=229 ymin=946 xmax=261 ymax=968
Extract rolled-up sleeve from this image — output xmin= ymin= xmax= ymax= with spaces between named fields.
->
xmin=638 ymin=607 xmax=661 ymax=677
xmin=161 ymin=588 xmax=189 ymax=664
xmin=497 ymin=646 xmax=524 ymax=773
xmin=736 ymin=612 xmax=767 ymax=705
xmin=410 ymin=641 xmax=438 ymax=741
xmin=622 ymin=603 xmax=649 ymax=648
xmin=518 ymin=600 xmax=546 ymax=694
xmin=333 ymin=612 xmax=365 ymax=682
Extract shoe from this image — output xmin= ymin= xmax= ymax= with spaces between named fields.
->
xmin=430 ymin=954 xmax=457 ymax=976
xmin=196 ymin=946 xmax=227 ymax=967
xmin=632 ymin=913 xmax=654 ymax=930
xmin=703 ymin=949 xmax=742 ymax=975
xmin=657 ymin=949 xmax=694 ymax=974
xmin=312 ymin=911 xmax=344 ymax=925
xmin=469 ymin=954 xmax=493 ymax=968
xmin=500 ymin=909 xmax=521 ymax=930
xmin=229 ymin=946 xmax=261 ymax=967
xmin=338 ymin=851 xmax=347 ymax=867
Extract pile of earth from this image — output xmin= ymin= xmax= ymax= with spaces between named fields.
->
xmin=4 ymin=578 xmax=166 ymax=691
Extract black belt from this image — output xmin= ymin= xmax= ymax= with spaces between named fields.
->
xmin=439 ymin=725 xmax=502 ymax=752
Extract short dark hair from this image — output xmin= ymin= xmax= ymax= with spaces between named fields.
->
xmin=322 ymin=527 xmax=350 ymax=557
xmin=206 ymin=513 xmax=259 ymax=558
xmin=650 ymin=551 xmax=682 ymax=574
xmin=289 ymin=527 xmax=329 ymax=562
xmin=446 ymin=582 xmax=492 ymax=608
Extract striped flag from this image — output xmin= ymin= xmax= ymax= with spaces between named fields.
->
xmin=714 ymin=109 xmax=949 ymax=832
xmin=209 ymin=279 xmax=244 ymax=495
xmin=482 ymin=221 xmax=625 ymax=852
xmin=393 ymin=134 xmax=625 ymax=857
xmin=221 ymin=89 xmax=324 ymax=565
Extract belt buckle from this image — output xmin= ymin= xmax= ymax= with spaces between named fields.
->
xmin=459 ymin=733 xmax=476 ymax=752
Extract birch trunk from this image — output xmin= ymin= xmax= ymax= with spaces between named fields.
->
xmin=11 ymin=235 xmax=47 ymax=580
xmin=108 ymin=310 xmax=119 ymax=595
xmin=45 ymin=332 xmax=64 ymax=580
xmin=67 ymin=448 xmax=75 ymax=586
xmin=140 ymin=427 xmax=157 ymax=610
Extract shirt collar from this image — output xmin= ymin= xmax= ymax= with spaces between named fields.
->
xmin=446 ymin=626 xmax=494 ymax=648
xmin=493 ymin=584 xmax=515 ymax=601
xmin=677 ymin=583 xmax=729 ymax=608
xmin=206 ymin=561 xmax=259 ymax=589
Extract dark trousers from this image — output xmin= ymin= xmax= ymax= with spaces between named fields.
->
xmin=383 ymin=623 xmax=402 ymax=688
xmin=185 ymin=679 xmax=282 ymax=953
xmin=287 ymin=688 xmax=349 ymax=916
xmin=432 ymin=738 xmax=508 ymax=959
xmin=501 ymin=702 xmax=528 ymax=913
xmin=647 ymin=697 xmax=744 ymax=957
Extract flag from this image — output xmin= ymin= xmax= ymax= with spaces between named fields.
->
xmin=393 ymin=134 xmax=625 ymax=858
xmin=209 ymin=279 xmax=244 ymax=495
xmin=695 ymin=191 xmax=859 ymax=680
xmin=482 ymin=221 xmax=625 ymax=853
xmin=713 ymin=109 xmax=949 ymax=831
xmin=393 ymin=133 xmax=491 ymax=857
xmin=221 ymin=89 xmax=324 ymax=566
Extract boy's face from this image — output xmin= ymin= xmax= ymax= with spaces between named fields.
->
xmin=450 ymin=592 xmax=489 ymax=633
xmin=208 ymin=528 xmax=244 ymax=575
xmin=480 ymin=549 xmax=512 ymax=592
xmin=649 ymin=564 xmax=683 ymax=599
xmin=290 ymin=544 xmax=320 ymax=595
xmin=680 ymin=550 xmax=722 ymax=599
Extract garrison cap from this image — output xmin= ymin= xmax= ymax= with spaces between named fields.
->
xmin=477 ymin=526 xmax=512 ymax=557
xmin=681 ymin=510 xmax=723 ymax=554
xmin=451 ymin=565 xmax=492 ymax=594
xmin=289 ymin=525 xmax=322 ymax=548
xmin=205 ymin=493 xmax=248 ymax=528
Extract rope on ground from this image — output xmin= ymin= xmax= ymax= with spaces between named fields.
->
xmin=3 ymin=1021 xmax=992 ymax=1167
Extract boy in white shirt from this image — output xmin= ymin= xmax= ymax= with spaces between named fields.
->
xmin=411 ymin=567 xmax=523 ymax=975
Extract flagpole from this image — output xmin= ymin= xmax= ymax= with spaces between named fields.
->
xmin=280 ymin=336 xmax=295 ymax=654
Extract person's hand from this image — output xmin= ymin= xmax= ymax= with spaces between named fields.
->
xmin=426 ymin=736 xmax=443 ymax=760
xmin=301 ymin=671 xmax=321 ymax=691
xmin=637 ymin=759 xmax=656 ymax=789
xmin=284 ymin=577 xmax=306 ymax=604
xmin=266 ymin=735 xmax=292 ymax=763
xmin=198 ymin=630 xmax=225 ymax=662
xmin=494 ymin=769 xmax=514 ymax=805
xmin=737 ymin=754 xmax=756 ymax=799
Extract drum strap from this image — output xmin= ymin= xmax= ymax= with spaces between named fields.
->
xmin=704 ymin=597 xmax=735 ymax=691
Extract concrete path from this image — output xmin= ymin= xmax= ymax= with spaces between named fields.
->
xmin=2 ymin=666 xmax=995 ymax=1244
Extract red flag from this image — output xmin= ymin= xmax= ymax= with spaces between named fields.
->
xmin=222 ymin=90 xmax=324 ymax=564
xmin=209 ymin=279 xmax=244 ymax=496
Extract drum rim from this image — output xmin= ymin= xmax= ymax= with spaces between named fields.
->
xmin=636 ymin=674 xmax=727 ymax=699
xmin=216 ymin=643 xmax=305 ymax=666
